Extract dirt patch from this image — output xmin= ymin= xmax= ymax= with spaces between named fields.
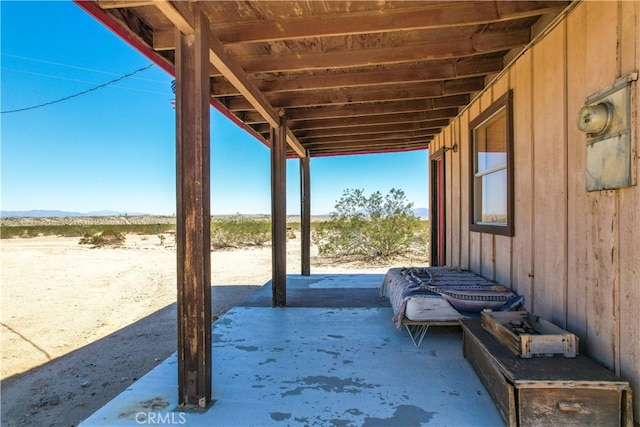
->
xmin=1 ymin=232 xmax=419 ymax=426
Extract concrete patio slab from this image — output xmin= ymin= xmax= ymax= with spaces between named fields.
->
xmin=80 ymin=275 xmax=503 ymax=426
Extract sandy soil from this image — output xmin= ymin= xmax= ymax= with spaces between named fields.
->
xmin=0 ymin=232 xmax=415 ymax=427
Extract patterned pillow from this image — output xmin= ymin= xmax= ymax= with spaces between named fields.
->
xmin=440 ymin=288 xmax=520 ymax=314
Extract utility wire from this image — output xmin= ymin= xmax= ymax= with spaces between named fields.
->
xmin=1 ymin=64 xmax=155 ymax=114
xmin=3 ymin=67 xmax=169 ymax=96
xmin=2 ymin=53 xmax=167 ymax=83
xmin=3 ymin=52 xmax=136 ymax=78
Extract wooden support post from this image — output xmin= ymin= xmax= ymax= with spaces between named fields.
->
xmin=300 ymin=152 xmax=311 ymax=276
xmin=271 ymin=117 xmax=287 ymax=307
xmin=175 ymin=8 xmax=212 ymax=409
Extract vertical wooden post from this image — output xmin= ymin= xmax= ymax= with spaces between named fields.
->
xmin=300 ymin=152 xmax=311 ymax=276
xmin=175 ymin=8 xmax=212 ymax=409
xmin=271 ymin=117 xmax=287 ymax=307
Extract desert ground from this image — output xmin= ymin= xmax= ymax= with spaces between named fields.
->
xmin=1 ymin=228 xmax=419 ymax=426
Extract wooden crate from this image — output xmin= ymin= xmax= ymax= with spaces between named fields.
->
xmin=481 ymin=311 xmax=578 ymax=358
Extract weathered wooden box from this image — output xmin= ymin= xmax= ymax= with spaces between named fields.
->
xmin=461 ymin=319 xmax=634 ymax=427
xmin=481 ymin=310 xmax=578 ymax=358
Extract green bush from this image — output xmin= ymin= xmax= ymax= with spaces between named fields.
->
xmin=312 ymin=188 xmax=426 ymax=260
xmin=211 ymin=215 xmax=271 ymax=248
xmin=79 ymin=229 xmax=126 ymax=247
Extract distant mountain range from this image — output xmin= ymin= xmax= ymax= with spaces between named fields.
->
xmin=413 ymin=208 xmax=429 ymax=218
xmin=1 ymin=208 xmax=429 ymax=218
xmin=0 ymin=210 xmax=148 ymax=218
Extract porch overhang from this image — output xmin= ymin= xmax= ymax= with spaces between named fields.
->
xmin=76 ymin=0 xmax=570 ymax=158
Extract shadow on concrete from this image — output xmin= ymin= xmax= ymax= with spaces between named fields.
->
xmin=0 ymin=284 xmax=260 ymax=427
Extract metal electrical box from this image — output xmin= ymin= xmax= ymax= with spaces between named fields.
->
xmin=577 ymin=72 xmax=637 ymax=191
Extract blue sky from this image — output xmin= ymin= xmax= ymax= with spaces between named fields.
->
xmin=1 ymin=0 xmax=429 ymax=215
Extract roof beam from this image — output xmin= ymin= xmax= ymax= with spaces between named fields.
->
xmin=225 ymin=78 xmax=484 ymax=111
xmin=153 ymin=0 xmax=194 ymax=35
xmin=206 ymin=28 xmax=280 ymax=128
xmin=306 ymin=145 xmax=429 ymax=155
xmin=303 ymin=144 xmax=429 ymax=157
xmin=292 ymin=112 xmax=454 ymax=130
xmin=211 ymin=57 xmax=504 ymax=96
xmin=296 ymin=123 xmax=444 ymax=139
xmin=286 ymin=128 xmax=306 ymax=158
xmin=300 ymin=130 xmax=438 ymax=145
xmin=242 ymin=96 xmax=467 ymax=125
xmin=304 ymin=137 xmax=431 ymax=150
xmin=252 ymin=116 xmax=452 ymax=134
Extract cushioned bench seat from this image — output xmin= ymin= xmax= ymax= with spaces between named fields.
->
xmin=380 ymin=267 xmax=523 ymax=346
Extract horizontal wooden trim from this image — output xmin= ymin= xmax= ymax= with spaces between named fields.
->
xmin=469 ymin=224 xmax=514 ymax=237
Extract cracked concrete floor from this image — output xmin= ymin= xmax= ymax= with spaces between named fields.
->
xmin=80 ymin=296 xmax=502 ymax=426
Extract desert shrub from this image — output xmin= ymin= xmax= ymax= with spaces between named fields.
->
xmin=312 ymin=188 xmax=425 ymax=260
xmin=211 ymin=215 xmax=271 ymax=248
xmin=0 ymin=224 xmax=175 ymax=239
xmin=79 ymin=229 xmax=126 ymax=247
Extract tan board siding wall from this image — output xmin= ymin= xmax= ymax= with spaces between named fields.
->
xmin=431 ymin=0 xmax=640 ymax=419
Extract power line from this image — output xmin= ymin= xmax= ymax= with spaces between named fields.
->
xmin=2 ymin=52 xmax=167 ymax=84
xmin=1 ymin=64 xmax=155 ymax=114
xmin=3 ymin=67 xmax=169 ymax=96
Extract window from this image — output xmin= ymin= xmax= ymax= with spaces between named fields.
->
xmin=469 ymin=91 xmax=514 ymax=236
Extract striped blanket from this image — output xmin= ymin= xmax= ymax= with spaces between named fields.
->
xmin=380 ymin=267 xmax=523 ymax=329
